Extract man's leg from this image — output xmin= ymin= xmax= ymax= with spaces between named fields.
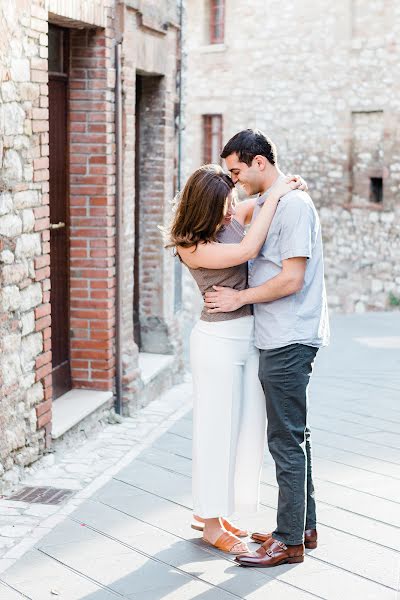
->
xmin=258 ymin=344 xmax=318 ymax=546
xmin=305 ymin=422 xmax=317 ymax=530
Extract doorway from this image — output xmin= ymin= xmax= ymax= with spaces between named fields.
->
xmin=48 ymin=24 xmax=71 ymax=398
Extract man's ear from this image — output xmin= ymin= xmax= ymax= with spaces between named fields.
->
xmin=254 ymin=154 xmax=267 ymax=171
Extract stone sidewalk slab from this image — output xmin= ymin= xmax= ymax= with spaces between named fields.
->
xmin=0 ymin=313 xmax=399 ymax=599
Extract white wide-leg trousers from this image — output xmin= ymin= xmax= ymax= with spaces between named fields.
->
xmin=190 ymin=315 xmax=266 ymax=518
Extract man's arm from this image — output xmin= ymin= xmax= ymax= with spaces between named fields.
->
xmin=204 ymin=257 xmax=306 ymax=313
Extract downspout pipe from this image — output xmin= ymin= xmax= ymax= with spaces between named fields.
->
xmin=177 ymin=0 xmax=183 ymax=191
xmin=115 ymin=41 xmax=123 ymax=415
xmin=174 ymin=0 xmax=184 ymax=313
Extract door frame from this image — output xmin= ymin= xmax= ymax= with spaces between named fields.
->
xmin=48 ymin=24 xmax=72 ymax=399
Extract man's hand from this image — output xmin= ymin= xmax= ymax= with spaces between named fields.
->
xmin=204 ymin=286 xmax=244 ymax=313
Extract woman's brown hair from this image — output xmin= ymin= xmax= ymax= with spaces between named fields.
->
xmin=166 ymin=164 xmax=235 ymax=249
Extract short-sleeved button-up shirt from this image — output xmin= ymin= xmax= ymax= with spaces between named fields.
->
xmin=248 ymin=187 xmax=330 ymax=350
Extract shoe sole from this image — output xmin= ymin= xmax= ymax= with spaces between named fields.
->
xmin=236 ymin=555 xmax=304 ymax=568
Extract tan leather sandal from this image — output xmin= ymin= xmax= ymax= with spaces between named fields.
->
xmin=203 ymin=531 xmax=249 ymax=555
xmin=191 ymin=518 xmax=248 ymax=538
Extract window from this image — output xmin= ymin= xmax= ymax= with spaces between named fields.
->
xmin=209 ymin=0 xmax=225 ymax=44
xmin=370 ymin=177 xmax=383 ymax=204
xmin=203 ymin=115 xmax=223 ymax=164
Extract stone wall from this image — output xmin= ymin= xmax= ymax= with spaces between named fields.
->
xmin=0 ymin=0 xmax=51 ymax=483
xmin=0 ymin=0 xmax=183 ymax=487
xmin=182 ymin=0 xmax=400 ymax=314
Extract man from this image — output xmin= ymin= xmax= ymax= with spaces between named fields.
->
xmin=205 ymin=129 xmax=330 ymax=567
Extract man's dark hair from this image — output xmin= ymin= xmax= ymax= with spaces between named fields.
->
xmin=220 ymin=128 xmax=277 ymax=166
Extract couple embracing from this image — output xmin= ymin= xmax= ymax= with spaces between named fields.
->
xmin=167 ymin=129 xmax=329 ymax=568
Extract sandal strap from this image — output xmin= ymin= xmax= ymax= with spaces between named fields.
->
xmin=214 ymin=531 xmax=244 ymax=552
xmin=222 ymin=519 xmax=248 ymax=537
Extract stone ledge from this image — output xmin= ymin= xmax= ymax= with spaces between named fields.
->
xmin=51 ymin=389 xmax=113 ymax=440
xmin=138 ymin=352 xmax=174 ymax=386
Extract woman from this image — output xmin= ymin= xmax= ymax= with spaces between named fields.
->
xmin=167 ymin=164 xmax=305 ymax=554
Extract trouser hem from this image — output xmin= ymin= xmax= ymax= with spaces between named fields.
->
xmin=272 ymin=532 xmax=304 ymax=546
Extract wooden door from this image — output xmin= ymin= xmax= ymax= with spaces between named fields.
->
xmin=133 ymin=75 xmax=142 ymax=348
xmin=49 ymin=26 xmax=71 ymax=399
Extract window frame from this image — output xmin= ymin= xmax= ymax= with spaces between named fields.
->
xmin=203 ymin=114 xmax=223 ymax=165
xmin=209 ymin=0 xmax=225 ymax=44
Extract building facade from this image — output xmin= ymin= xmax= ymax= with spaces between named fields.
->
xmin=183 ymin=0 xmax=400 ymax=313
xmin=0 ymin=0 xmax=183 ymax=488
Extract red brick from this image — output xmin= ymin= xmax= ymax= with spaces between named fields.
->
xmin=35 ymin=266 xmax=50 ymax=281
xmin=36 ymin=315 xmax=51 ymax=331
xmin=34 ymin=205 xmax=50 ymax=219
xmin=43 ymin=384 xmax=53 ymax=401
xmin=37 ymin=410 xmax=52 ymax=429
xmin=32 ymin=119 xmax=49 ymax=133
xmin=36 ymin=399 xmax=52 ymax=417
xmin=34 ymin=255 xmax=50 ymax=269
xmin=36 ymin=362 xmax=52 ymax=381
xmin=33 ymin=169 xmax=50 ymax=182
xmin=36 ymin=351 xmax=52 ymax=369
xmin=32 ymin=107 xmax=49 ymax=120
xmin=33 ymin=156 xmax=49 ymax=170
xmin=35 ymin=302 xmax=51 ymax=319
xmin=42 ymin=326 xmax=51 ymax=340
xmin=32 ymin=70 xmax=48 ymax=83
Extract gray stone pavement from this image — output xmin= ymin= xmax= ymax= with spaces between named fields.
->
xmin=0 ymin=313 xmax=400 ymax=599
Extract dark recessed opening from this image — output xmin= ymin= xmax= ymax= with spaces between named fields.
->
xmin=370 ymin=177 xmax=383 ymax=204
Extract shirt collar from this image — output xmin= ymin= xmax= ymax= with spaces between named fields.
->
xmin=256 ymin=174 xmax=286 ymax=206
xmin=256 ymin=189 xmax=270 ymax=206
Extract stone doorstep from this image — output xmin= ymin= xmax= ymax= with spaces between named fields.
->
xmin=138 ymin=352 xmax=175 ymax=386
xmin=51 ymin=354 xmax=175 ymax=437
xmin=51 ymin=389 xmax=114 ymax=440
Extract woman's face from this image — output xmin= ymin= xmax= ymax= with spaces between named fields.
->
xmin=222 ymin=193 xmax=236 ymax=226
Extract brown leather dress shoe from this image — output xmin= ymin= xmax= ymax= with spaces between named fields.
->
xmin=251 ymin=528 xmax=317 ymax=549
xmin=235 ymin=538 xmax=304 ymax=568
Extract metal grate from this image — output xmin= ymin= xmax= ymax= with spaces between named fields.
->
xmin=6 ymin=486 xmax=74 ymax=505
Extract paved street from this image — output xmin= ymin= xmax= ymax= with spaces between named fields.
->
xmin=0 ymin=313 xmax=400 ymax=600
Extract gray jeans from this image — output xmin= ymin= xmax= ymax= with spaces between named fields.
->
xmin=258 ymin=343 xmax=318 ymax=546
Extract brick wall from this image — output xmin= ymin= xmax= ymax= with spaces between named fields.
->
xmin=68 ymin=25 xmax=116 ymax=391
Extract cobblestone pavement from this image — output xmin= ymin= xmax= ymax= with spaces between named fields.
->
xmin=0 ymin=313 xmax=400 ymax=599
xmin=0 ymin=381 xmax=193 ymax=576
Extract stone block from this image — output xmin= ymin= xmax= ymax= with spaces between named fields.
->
xmin=13 ymin=190 xmax=40 ymax=209
xmin=15 ymin=233 xmax=41 ymax=259
xmin=3 ymin=102 xmax=25 ymax=136
xmin=371 ymin=278 xmax=383 ymax=293
xmin=25 ymin=381 xmax=44 ymax=407
xmin=2 ymin=262 xmax=29 ymax=285
xmin=23 ymin=164 xmax=34 ymax=182
xmin=0 ymin=333 xmax=21 ymax=353
xmin=2 ymin=149 xmax=23 ymax=187
xmin=14 ymin=135 xmax=30 ymax=151
xmin=19 ymin=82 xmax=40 ymax=102
xmin=0 ymin=192 xmax=13 ymax=215
xmin=0 ymin=249 xmax=15 ymax=264
xmin=0 ymin=214 xmax=23 ymax=237
xmin=20 ymin=282 xmax=42 ymax=311
xmin=21 ymin=209 xmax=35 ymax=232
xmin=0 ymin=285 xmax=21 ymax=311
xmin=10 ymin=58 xmax=30 ymax=82
xmin=21 ymin=332 xmax=43 ymax=372
xmin=0 ymin=352 xmax=22 ymax=387
xmin=21 ymin=310 xmax=35 ymax=336
xmin=1 ymin=82 xmax=18 ymax=102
